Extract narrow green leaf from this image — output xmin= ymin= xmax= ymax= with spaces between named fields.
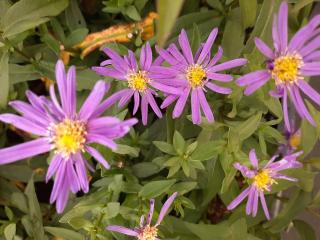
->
xmin=157 ymin=0 xmax=184 ymax=46
xmin=44 ymin=227 xmax=84 ymax=240
xmin=139 ymin=179 xmax=176 ymax=198
xmin=239 ymin=0 xmax=257 ymax=29
xmin=0 ymin=49 xmax=9 ymax=108
xmin=1 ymin=0 xmax=69 ymax=37
xmin=235 ymin=112 xmax=262 ymax=141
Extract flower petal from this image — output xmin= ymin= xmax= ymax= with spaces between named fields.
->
xmin=178 ymin=29 xmax=194 ymax=64
xmin=236 ymin=70 xmax=270 ymax=87
xmin=147 ymin=199 xmax=155 ymax=225
xmin=244 ymin=77 xmax=269 ymax=95
xmin=283 ymin=89 xmax=291 ymax=132
xmin=0 ymin=138 xmax=51 ymax=165
xmin=66 ymin=65 xmax=76 ymax=117
xmin=297 ymin=80 xmax=320 ymax=106
xmin=205 ymin=82 xmax=232 ymax=94
xmin=191 ymin=89 xmax=201 ymax=124
xmin=141 ymin=95 xmax=149 ymax=125
xmin=133 ymin=91 xmax=140 ymax=115
xmin=197 ymin=28 xmax=218 ymax=65
xmin=173 ymin=88 xmax=190 ymax=118
xmin=277 ymin=1 xmax=288 ymax=52
xmin=209 ymin=58 xmax=247 ymax=72
xmin=206 ymin=72 xmax=233 ymax=82
xmin=79 ymin=80 xmax=107 ymax=120
xmin=86 ymin=145 xmax=111 ymax=169
xmin=155 ymin=192 xmax=177 ymax=226
xmin=227 ymin=187 xmax=251 ymax=210
xmin=259 ymin=191 xmax=270 ymax=220
xmin=107 ymin=225 xmax=139 ymax=237
xmin=0 ymin=114 xmax=47 ymax=136
xmin=146 ymin=90 xmax=162 ymax=118
xmin=249 ymin=149 xmax=258 ymax=168
xmin=254 ymin=38 xmax=274 ymax=59
xmin=197 ymin=88 xmax=214 ymax=123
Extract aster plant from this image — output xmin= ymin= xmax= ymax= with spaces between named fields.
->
xmin=236 ymin=1 xmax=320 ymax=131
xmin=227 ymin=149 xmax=302 ymax=219
xmin=107 ymin=192 xmax=177 ymax=240
xmin=0 ymin=60 xmax=137 ymax=213
xmin=152 ymin=28 xmax=247 ymax=124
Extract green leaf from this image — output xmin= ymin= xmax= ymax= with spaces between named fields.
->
xmin=64 ymin=28 xmax=88 ymax=48
xmin=173 ymin=131 xmax=185 ymax=155
xmin=190 ymin=24 xmax=201 ymax=54
xmin=153 ymin=141 xmax=176 ymax=155
xmin=1 ymin=0 xmax=69 ymax=37
xmin=170 ymin=182 xmax=197 ymax=195
xmin=243 ymin=0 xmax=281 ymax=53
xmin=102 ymin=202 xmax=120 ymax=219
xmin=139 ymin=179 xmax=176 ymax=199
xmin=157 ymin=0 xmax=184 ymax=46
xmin=4 ymin=206 xmax=13 ymax=221
xmin=301 ymin=119 xmax=318 ymax=157
xmin=0 ymin=49 xmax=9 ymax=108
xmin=124 ymin=5 xmax=141 ymax=21
xmin=24 ymin=176 xmax=46 ymax=239
xmin=64 ymin=0 xmax=86 ymax=31
xmin=191 ymin=141 xmax=223 ymax=161
xmin=234 ymin=112 xmax=262 ymax=141
xmin=293 ymin=219 xmax=316 ymax=240
xmin=44 ymin=227 xmax=84 ymax=240
xmin=9 ymin=64 xmax=41 ymax=84
xmin=221 ymin=8 xmax=245 ymax=58
xmin=4 ymin=223 xmax=16 ymax=240
xmin=132 ymin=162 xmax=160 ymax=178
xmin=113 ymin=144 xmax=140 ymax=157
xmin=239 ymin=0 xmax=257 ymax=29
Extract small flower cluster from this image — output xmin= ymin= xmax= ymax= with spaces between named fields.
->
xmin=0 ymin=1 xmax=318 ymax=237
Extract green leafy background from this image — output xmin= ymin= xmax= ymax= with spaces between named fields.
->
xmin=0 ymin=0 xmax=319 ymax=239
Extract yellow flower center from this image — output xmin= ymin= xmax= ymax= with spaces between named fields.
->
xmin=127 ymin=70 xmax=150 ymax=92
xmin=253 ymin=170 xmax=277 ymax=191
xmin=137 ymin=225 xmax=158 ymax=240
xmin=186 ymin=64 xmax=206 ymax=88
xmin=50 ymin=119 xmax=87 ymax=158
xmin=271 ymin=54 xmax=303 ymax=84
xmin=289 ymin=131 xmax=301 ymax=149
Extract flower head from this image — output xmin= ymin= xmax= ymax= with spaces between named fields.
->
xmin=227 ymin=149 xmax=302 ymax=219
xmin=236 ymin=1 xmax=320 ymax=131
xmin=107 ymin=192 xmax=177 ymax=240
xmin=92 ymin=43 xmax=174 ymax=125
xmin=151 ymin=28 xmax=247 ymax=124
xmin=0 ymin=60 xmax=137 ymax=213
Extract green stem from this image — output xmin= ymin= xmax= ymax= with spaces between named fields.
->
xmin=166 ymin=105 xmax=174 ymax=144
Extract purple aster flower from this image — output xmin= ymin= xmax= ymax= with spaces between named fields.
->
xmin=227 ymin=149 xmax=303 ymax=219
xmin=107 ymin=192 xmax=177 ymax=240
xmin=150 ymin=28 xmax=247 ymax=124
xmin=236 ymin=1 xmax=320 ymax=131
xmin=0 ymin=60 xmax=137 ymax=213
xmin=92 ymin=43 xmax=177 ymax=125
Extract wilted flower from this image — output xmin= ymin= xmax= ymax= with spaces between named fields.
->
xmin=152 ymin=28 xmax=247 ymax=124
xmin=0 ymin=60 xmax=137 ymax=213
xmin=236 ymin=1 xmax=320 ymax=131
xmin=227 ymin=149 xmax=302 ymax=219
xmin=93 ymin=43 xmax=178 ymax=125
xmin=107 ymin=192 xmax=177 ymax=240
